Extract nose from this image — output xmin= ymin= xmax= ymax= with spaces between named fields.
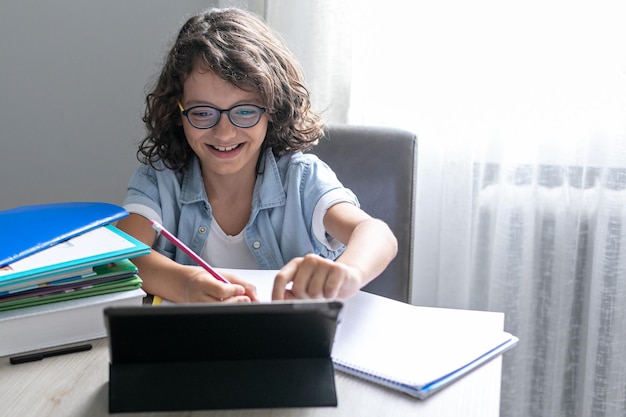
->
xmin=212 ymin=112 xmax=237 ymax=139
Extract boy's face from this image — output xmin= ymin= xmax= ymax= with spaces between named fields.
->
xmin=180 ymin=67 xmax=268 ymax=180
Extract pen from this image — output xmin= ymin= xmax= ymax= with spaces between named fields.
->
xmin=150 ymin=220 xmax=230 ymax=284
xmin=10 ymin=343 xmax=92 ymax=365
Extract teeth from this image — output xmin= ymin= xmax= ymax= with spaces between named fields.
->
xmin=213 ymin=144 xmax=238 ymax=152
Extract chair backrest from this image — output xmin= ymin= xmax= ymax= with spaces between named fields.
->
xmin=312 ymin=124 xmax=418 ymax=303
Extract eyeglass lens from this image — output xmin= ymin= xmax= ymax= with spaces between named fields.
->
xmin=185 ymin=105 xmax=264 ymax=129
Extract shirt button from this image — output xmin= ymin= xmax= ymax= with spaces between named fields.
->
xmin=198 ymin=226 xmax=207 ymax=234
xmin=252 ymin=241 xmax=261 ymax=249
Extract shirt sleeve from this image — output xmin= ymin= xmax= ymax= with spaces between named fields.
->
xmin=121 ymin=164 xmax=165 ymax=220
xmin=123 ymin=203 xmax=162 ymax=225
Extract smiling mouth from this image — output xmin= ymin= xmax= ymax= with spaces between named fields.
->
xmin=210 ymin=144 xmax=241 ymax=152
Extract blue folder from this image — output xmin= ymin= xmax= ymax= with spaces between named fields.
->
xmin=0 ymin=202 xmax=128 ymax=267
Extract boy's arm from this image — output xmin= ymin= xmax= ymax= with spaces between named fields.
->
xmin=273 ymin=203 xmax=398 ymax=300
xmin=325 ymin=203 xmax=398 ymax=287
xmin=116 ymin=214 xmax=256 ymax=302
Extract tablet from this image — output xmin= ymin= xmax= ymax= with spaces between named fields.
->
xmin=104 ymin=300 xmax=343 ymax=413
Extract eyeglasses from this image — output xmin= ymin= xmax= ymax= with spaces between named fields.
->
xmin=178 ymin=102 xmax=266 ymax=129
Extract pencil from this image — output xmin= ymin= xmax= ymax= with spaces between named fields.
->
xmin=150 ymin=220 xmax=231 ymax=284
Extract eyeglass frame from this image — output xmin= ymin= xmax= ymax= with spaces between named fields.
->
xmin=177 ymin=102 xmax=266 ymax=129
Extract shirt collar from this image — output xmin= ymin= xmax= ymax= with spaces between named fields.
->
xmin=179 ymin=157 xmax=208 ymax=205
xmin=179 ymin=150 xmax=286 ymax=209
xmin=254 ymin=148 xmax=286 ymax=209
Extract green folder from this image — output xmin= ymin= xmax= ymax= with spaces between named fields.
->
xmin=0 ymin=275 xmax=143 ymax=311
xmin=0 ymin=259 xmax=137 ymax=299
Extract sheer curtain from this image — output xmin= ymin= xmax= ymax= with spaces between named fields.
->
xmin=264 ymin=1 xmax=351 ymax=124
xmin=265 ymin=1 xmax=626 ymax=416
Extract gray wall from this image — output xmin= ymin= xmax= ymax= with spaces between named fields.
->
xmin=0 ymin=1 xmax=269 ymax=211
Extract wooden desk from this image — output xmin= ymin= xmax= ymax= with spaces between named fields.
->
xmin=0 ymin=336 xmax=502 ymax=417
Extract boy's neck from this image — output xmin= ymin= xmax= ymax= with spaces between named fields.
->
xmin=203 ymin=172 xmax=255 ymax=236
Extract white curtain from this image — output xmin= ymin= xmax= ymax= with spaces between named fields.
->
xmin=265 ymin=1 xmax=352 ymax=124
xmin=265 ymin=1 xmax=626 ymax=416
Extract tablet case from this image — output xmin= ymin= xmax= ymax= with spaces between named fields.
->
xmin=104 ymin=301 xmax=343 ymax=413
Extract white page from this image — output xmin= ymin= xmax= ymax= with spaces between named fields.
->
xmin=220 ymin=268 xmax=277 ymax=302
xmin=158 ymin=269 xmax=278 ymax=305
xmin=1 ymin=226 xmax=135 ymax=275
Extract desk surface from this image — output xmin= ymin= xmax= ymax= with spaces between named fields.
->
xmin=1 ymin=336 xmax=502 ymax=417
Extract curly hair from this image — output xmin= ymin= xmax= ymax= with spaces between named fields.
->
xmin=137 ymin=7 xmax=324 ymax=171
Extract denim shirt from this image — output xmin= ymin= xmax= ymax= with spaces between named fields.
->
xmin=122 ymin=148 xmax=358 ymax=269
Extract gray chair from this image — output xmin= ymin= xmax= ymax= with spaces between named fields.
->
xmin=312 ymin=124 xmax=418 ymax=303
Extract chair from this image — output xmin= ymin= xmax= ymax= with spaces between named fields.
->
xmin=312 ymin=124 xmax=418 ymax=303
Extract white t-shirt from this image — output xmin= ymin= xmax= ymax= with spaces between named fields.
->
xmin=201 ymin=188 xmax=354 ymax=268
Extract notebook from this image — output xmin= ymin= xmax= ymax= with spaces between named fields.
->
xmin=104 ymin=300 xmax=344 ymax=413
xmin=331 ymin=290 xmax=519 ymax=399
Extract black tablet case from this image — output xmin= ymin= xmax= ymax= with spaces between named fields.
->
xmin=104 ymin=301 xmax=343 ymax=413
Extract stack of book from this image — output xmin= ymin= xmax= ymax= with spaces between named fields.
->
xmin=0 ymin=202 xmax=151 ymax=356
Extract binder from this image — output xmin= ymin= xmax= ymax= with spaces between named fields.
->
xmin=104 ymin=301 xmax=343 ymax=413
xmin=0 ymin=201 xmax=128 ymax=266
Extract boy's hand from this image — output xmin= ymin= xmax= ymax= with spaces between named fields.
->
xmin=184 ymin=267 xmax=259 ymax=303
xmin=272 ymin=254 xmax=362 ymax=300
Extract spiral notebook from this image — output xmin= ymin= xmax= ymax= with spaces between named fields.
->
xmin=331 ymin=291 xmax=518 ymax=399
